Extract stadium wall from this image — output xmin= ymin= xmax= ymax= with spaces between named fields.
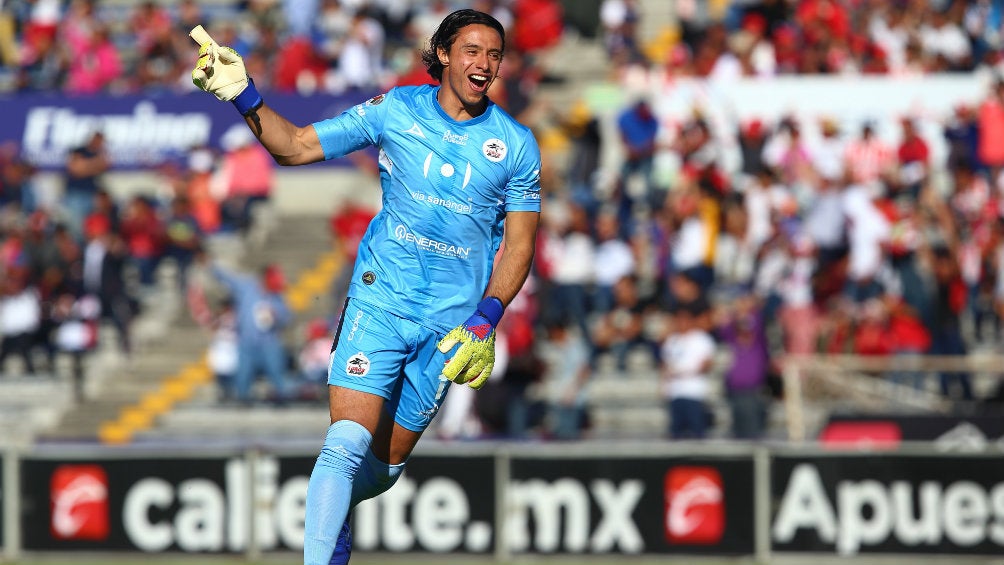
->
xmin=2 ymin=441 xmax=1003 ymax=563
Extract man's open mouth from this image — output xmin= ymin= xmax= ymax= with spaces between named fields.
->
xmin=469 ymin=74 xmax=490 ymax=90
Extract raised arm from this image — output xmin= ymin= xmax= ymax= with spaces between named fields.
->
xmin=243 ymin=104 xmax=325 ymax=166
xmin=189 ymin=25 xmax=325 ymax=166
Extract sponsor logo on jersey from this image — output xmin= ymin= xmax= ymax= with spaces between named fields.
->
xmin=50 ymin=464 xmax=110 ymax=540
xmin=410 ymin=191 xmax=473 ymax=214
xmin=482 ymin=138 xmax=507 ymax=162
xmin=442 ymin=130 xmax=469 ymax=145
xmin=346 ymin=352 xmax=370 ymax=376
xmin=664 ymin=466 xmax=725 ymax=544
xmin=393 ymin=224 xmax=471 ymax=259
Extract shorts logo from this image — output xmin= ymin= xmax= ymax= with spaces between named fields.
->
xmin=346 ymin=352 xmax=370 ymax=376
xmin=50 ymin=464 xmax=110 ymax=541
xmin=482 ymin=138 xmax=507 ymax=162
xmin=664 ymin=466 xmax=725 ymax=545
xmin=361 ymin=271 xmax=376 ymax=285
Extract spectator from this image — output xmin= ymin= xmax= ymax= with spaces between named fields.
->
xmin=599 ymin=0 xmax=641 ymax=61
xmin=944 ymin=103 xmax=979 ymax=172
xmin=495 ymin=285 xmax=543 ymax=440
xmin=218 ymin=127 xmax=276 ymax=235
xmin=0 ymin=275 xmax=41 ymax=375
xmin=296 ymin=317 xmax=333 ymax=399
xmin=119 ymin=195 xmax=165 ymax=291
xmin=978 ymin=79 xmax=1004 ymax=179
xmin=16 ymin=27 xmax=65 ymax=91
xmin=715 ymin=292 xmax=770 ymax=440
xmin=661 ymin=302 xmax=716 ymax=439
xmin=927 ymin=245 xmax=973 ymax=401
xmin=843 ymin=120 xmax=895 ymax=186
xmin=81 ymin=226 xmax=135 ymax=356
xmin=843 ymin=179 xmax=891 ymax=303
xmin=207 ymin=259 xmax=292 ymax=405
xmin=537 ymin=200 xmax=594 ymax=339
xmin=511 ymin=0 xmax=563 ymax=57
xmin=539 ymin=318 xmax=591 ymax=440
xmin=182 ymin=146 xmax=222 ymax=235
xmin=592 ymin=208 xmax=635 ymax=313
xmin=131 ymin=1 xmax=184 ymax=91
xmin=668 ymin=182 xmax=715 ymax=290
xmin=777 ymin=234 xmax=822 ymax=356
xmin=64 ymin=22 xmax=122 ymax=93
xmin=591 ymin=274 xmax=655 ymax=371
xmin=895 ymin=117 xmax=930 ymax=200
xmin=207 ymin=296 xmax=239 ymax=401
xmin=163 ymin=196 xmax=203 ymax=293
xmin=0 ymin=142 xmax=38 ymax=213
xmin=63 ymin=131 xmax=109 ymax=240
xmin=51 ymin=293 xmax=98 ymax=397
xmin=616 ymin=98 xmax=659 ymax=215
xmin=335 ymin=9 xmax=385 ymax=91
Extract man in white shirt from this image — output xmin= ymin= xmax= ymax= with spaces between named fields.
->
xmin=661 ymin=303 xmax=716 ymax=439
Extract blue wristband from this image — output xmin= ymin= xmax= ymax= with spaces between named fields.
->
xmin=475 ymin=297 xmax=504 ymax=328
xmin=232 ymin=77 xmax=263 ymax=116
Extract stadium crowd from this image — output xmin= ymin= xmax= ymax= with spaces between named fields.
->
xmin=3 ymin=1 xmax=1004 ymax=441
xmin=3 ymin=0 xmax=1004 ymax=94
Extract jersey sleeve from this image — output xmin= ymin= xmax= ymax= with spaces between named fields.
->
xmin=504 ymin=129 xmax=542 ymax=213
xmin=310 ymin=90 xmax=396 ymax=160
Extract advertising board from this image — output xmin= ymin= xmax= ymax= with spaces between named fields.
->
xmin=0 ymin=92 xmax=370 ymax=170
xmin=509 ymin=456 xmax=756 ymax=556
xmin=771 ymin=453 xmax=1004 ymax=556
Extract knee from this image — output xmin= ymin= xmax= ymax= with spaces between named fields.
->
xmin=316 ymin=420 xmax=373 ymax=474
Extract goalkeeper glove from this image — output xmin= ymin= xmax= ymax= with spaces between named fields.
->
xmin=189 ymin=25 xmax=263 ymax=116
xmin=437 ymin=297 xmax=504 ymax=390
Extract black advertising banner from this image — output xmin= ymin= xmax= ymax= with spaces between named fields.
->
xmin=509 ymin=456 xmax=756 ymax=556
xmin=20 ymin=453 xmax=497 ymax=555
xmin=771 ymin=454 xmax=1004 ymax=556
xmin=21 ymin=456 xmax=239 ymax=552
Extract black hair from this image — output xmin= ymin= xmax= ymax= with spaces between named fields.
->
xmin=420 ymin=9 xmax=505 ymax=82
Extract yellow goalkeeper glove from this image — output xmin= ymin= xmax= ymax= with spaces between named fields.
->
xmin=189 ymin=25 xmax=263 ymax=116
xmin=437 ymin=297 xmax=504 ymax=390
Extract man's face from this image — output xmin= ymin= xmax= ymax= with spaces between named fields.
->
xmin=437 ymin=23 xmax=502 ymax=116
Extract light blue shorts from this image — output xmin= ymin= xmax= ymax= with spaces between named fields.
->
xmin=328 ymin=298 xmax=453 ymax=432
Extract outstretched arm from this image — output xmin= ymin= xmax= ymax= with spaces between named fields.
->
xmin=243 ymin=104 xmax=325 ymax=166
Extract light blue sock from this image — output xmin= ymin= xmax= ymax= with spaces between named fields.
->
xmin=304 ymin=420 xmax=371 ymax=565
xmin=351 ymin=449 xmax=406 ymax=506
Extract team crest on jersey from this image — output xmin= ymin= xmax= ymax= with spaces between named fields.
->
xmin=482 ymin=138 xmax=507 ymax=162
xmin=366 ymin=93 xmax=386 ymax=106
xmin=346 ymin=352 xmax=370 ymax=376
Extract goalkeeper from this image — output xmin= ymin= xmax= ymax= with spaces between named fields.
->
xmin=191 ymin=8 xmax=540 ymax=565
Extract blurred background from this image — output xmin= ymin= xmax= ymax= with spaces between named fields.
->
xmin=3 ymin=0 xmax=1004 ymax=562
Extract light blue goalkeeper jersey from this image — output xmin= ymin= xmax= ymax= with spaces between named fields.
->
xmin=312 ymin=85 xmax=541 ymax=333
